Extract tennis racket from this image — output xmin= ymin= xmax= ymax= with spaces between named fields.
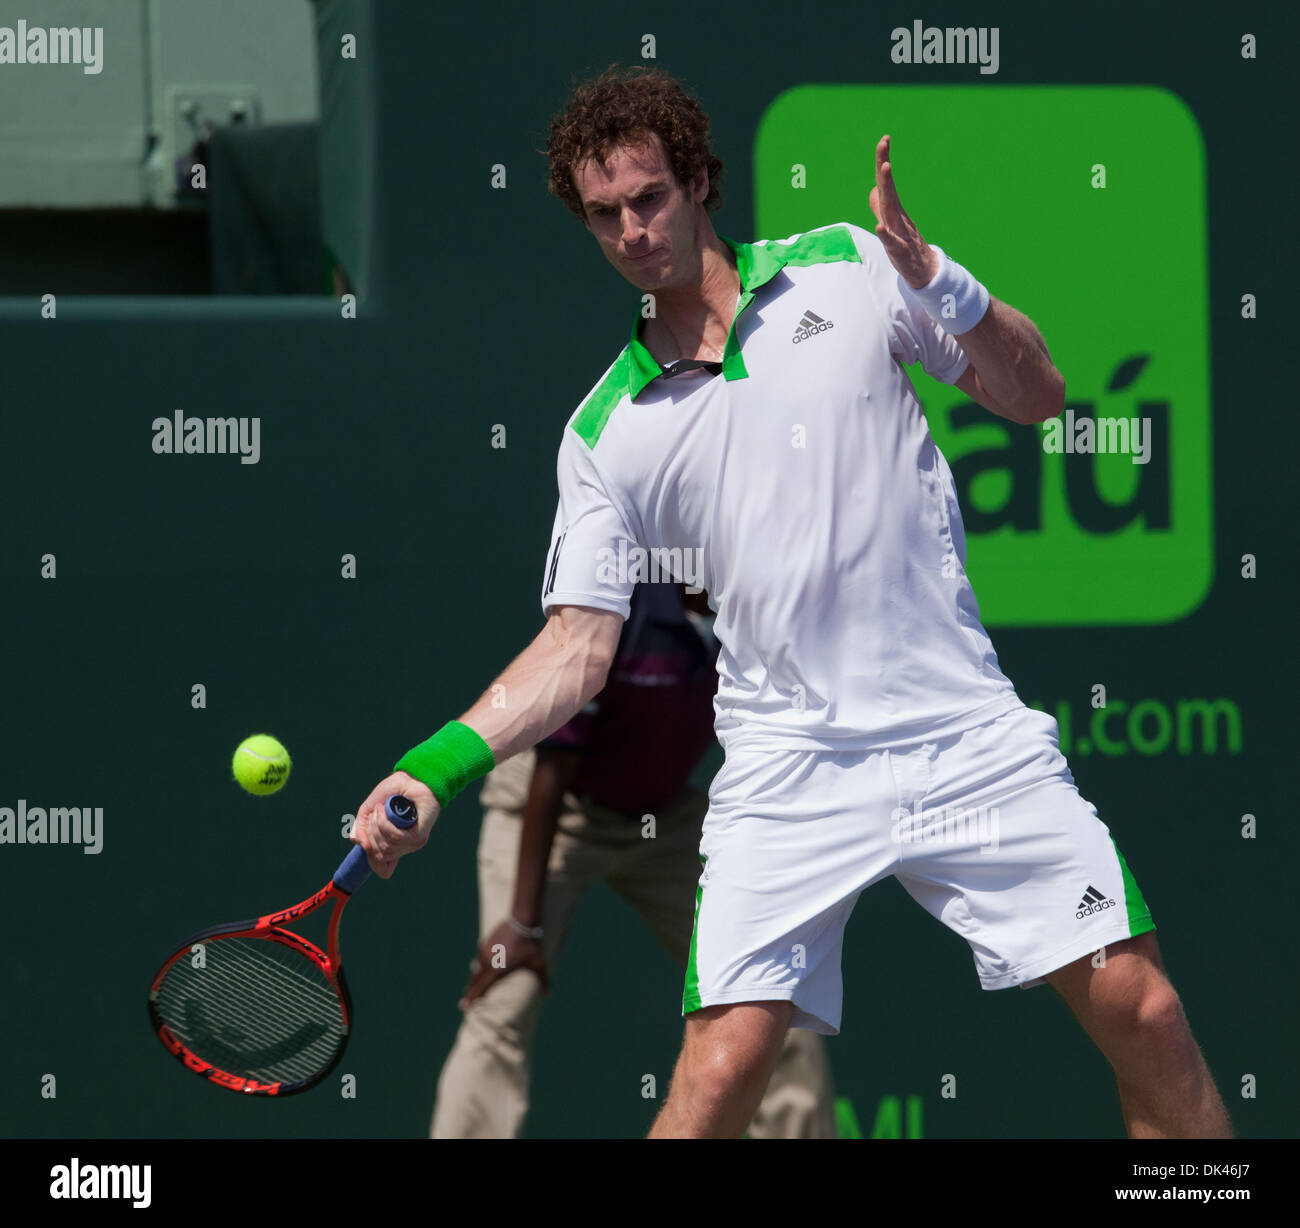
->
xmin=147 ymin=794 xmax=417 ymax=1096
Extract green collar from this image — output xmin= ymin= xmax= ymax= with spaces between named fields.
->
xmin=625 ymin=234 xmax=789 ymax=398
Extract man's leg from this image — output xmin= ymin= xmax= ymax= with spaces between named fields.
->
xmin=603 ymin=788 xmax=838 ymax=1138
xmin=648 ymin=1001 xmax=794 ymax=1138
xmin=1045 ymin=931 xmax=1233 ymax=1138
xmin=892 ymin=705 xmax=1232 ymax=1139
xmin=640 ymin=745 xmax=889 ymax=1138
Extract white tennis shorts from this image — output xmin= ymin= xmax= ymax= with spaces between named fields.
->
xmin=682 ymin=703 xmax=1155 ymax=1034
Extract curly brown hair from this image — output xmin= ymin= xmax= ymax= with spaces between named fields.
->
xmin=545 ymin=65 xmax=724 ymax=223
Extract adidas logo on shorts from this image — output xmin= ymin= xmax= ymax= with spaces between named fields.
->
xmin=1075 ymin=884 xmax=1116 ymax=919
xmin=792 ymin=309 xmax=833 ymax=343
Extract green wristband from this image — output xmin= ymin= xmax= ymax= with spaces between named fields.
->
xmin=394 ymin=721 xmax=496 ymax=807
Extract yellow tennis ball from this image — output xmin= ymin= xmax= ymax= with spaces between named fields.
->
xmin=232 ymin=734 xmax=291 ymax=796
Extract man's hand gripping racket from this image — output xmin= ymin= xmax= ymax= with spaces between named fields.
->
xmin=350 ymin=771 xmax=439 ymax=877
xmin=147 ymin=778 xmax=439 ymax=1096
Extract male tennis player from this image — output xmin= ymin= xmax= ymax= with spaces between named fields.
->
xmin=353 ymin=66 xmax=1232 ymax=1139
xmin=432 ymin=581 xmax=835 ymax=1138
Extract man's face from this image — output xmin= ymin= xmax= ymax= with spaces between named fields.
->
xmin=572 ymin=132 xmax=707 ymax=292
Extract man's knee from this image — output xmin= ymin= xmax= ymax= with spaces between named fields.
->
xmin=1079 ymin=935 xmax=1186 ymax=1037
xmin=678 ymin=1001 xmax=793 ymax=1093
xmin=1132 ymin=978 xmax=1187 ymax=1039
xmin=1098 ymin=973 xmax=1185 ymax=1039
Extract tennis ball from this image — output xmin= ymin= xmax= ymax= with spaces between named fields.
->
xmin=232 ymin=734 xmax=292 ymax=796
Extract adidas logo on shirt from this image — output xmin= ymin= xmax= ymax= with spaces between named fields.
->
xmin=792 ymin=309 xmax=834 ymax=343
xmin=1075 ymin=884 xmax=1116 ymax=919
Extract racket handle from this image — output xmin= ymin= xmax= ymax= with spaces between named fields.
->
xmin=333 ymin=795 xmax=419 ymax=894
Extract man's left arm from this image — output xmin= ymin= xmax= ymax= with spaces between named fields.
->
xmin=949 ymin=298 xmax=1065 ymax=426
xmin=869 ymin=133 xmax=1064 ymax=426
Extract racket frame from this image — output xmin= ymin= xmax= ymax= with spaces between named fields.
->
xmin=147 ymin=880 xmax=356 ymax=1096
xmin=148 ymin=795 xmax=415 ymax=1097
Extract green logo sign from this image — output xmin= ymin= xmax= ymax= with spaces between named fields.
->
xmin=755 ymin=86 xmax=1212 ymax=626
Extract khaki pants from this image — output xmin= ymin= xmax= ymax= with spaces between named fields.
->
xmin=430 ymin=750 xmax=837 ymax=1138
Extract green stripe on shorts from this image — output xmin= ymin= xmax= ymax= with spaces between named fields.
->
xmin=682 ymin=856 xmax=706 ymax=1014
xmin=1111 ymin=836 xmax=1156 ymax=935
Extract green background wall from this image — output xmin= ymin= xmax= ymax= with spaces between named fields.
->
xmin=1 ymin=1 xmax=1292 ymax=1138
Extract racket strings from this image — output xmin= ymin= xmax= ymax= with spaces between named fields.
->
xmin=154 ymin=935 xmax=346 ymax=1087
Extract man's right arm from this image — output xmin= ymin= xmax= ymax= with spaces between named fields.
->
xmin=455 ymin=604 xmax=622 ymax=763
xmin=349 ymin=604 xmax=622 ymax=877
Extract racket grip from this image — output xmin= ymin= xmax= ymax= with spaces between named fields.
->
xmin=333 ymin=795 xmax=419 ymax=893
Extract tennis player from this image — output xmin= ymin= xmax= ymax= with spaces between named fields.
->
xmin=431 ymin=581 xmax=835 ymax=1137
xmin=353 ymin=66 xmax=1232 ymax=1139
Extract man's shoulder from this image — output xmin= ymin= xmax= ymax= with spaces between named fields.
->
xmin=747 ymin=220 xmax=882 ymax=268
xmin=564 ymin=346 xmax=634 ymax=452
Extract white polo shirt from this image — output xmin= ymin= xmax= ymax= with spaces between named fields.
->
xmin=541 ymin=221 xmax=1020 ymax=753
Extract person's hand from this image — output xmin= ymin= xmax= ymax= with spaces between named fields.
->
xmin=350 ymin=771 xmax=439 ymax=878
xmin=868 ymin=134 xmax=939 ymax=290
xmin=459 ymin=919 xmax=550 ymax=1009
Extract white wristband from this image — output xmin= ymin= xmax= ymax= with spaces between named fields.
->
xmin=897 ymin=244 xmax=989 ymax=336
